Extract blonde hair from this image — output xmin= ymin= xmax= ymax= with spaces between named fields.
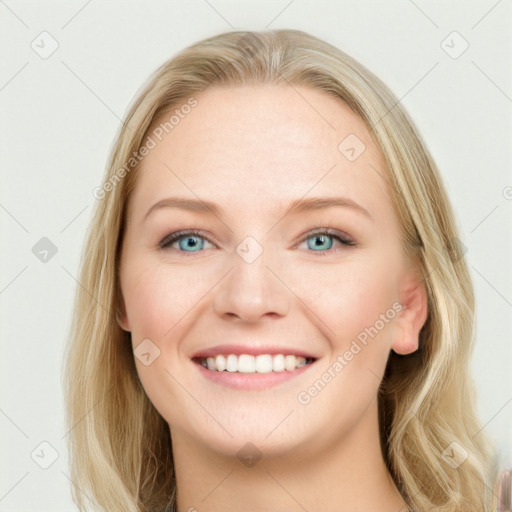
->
xmin=63 ymin=29 xmax=499 ymax=511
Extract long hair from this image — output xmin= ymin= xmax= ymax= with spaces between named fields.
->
xmin=63 ymin=29 xmax=499 ymax=511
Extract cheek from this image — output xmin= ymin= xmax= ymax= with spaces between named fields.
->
xmin=121 ymin=261 xmax=207 ymax=423
xmin=292 ymin=258 xmax=400 ymax=419
xmin=121 ymin=261 xmax=210 ymax=339
xmin=289 ymin=255 xmax=399 ymax=343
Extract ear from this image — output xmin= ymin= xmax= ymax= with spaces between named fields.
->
xmin=117 ymin=295 xmax=131 ymax=332
xmin=392 ymin=269 xmax=428 ymax=355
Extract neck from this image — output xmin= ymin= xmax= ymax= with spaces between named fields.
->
xmin=170 ymin=397 xmax=409 ymax=512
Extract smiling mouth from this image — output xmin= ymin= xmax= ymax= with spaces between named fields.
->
xmin=194 ymin=354 xmax=316 ymax=374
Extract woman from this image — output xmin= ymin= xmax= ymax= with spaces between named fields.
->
xmin=63 ymin=29 xmax=499 ymax=511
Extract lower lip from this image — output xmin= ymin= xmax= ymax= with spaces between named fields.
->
xmin=193 ymin=360 xmax=316 ymax=390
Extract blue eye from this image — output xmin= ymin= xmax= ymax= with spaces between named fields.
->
xmin=302 ymin=230 xmax=355 ymax=254
xmin=159 ymin=228 xmax=355 ymax=255
xmin=159 ymin=230 xmax=213 ymax=253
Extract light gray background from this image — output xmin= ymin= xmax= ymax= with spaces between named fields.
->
xmin=1 ymin=1 xmax=511 ymax=510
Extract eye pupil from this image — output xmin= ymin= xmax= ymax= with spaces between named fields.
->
xmin=180 ymin=236 xmax=203 ymax=251
xmin=308 ymin=234 xmax=333 ymax=251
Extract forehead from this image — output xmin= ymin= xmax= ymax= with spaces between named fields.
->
xmin=129 ymin=84 xmax=391 ymax=222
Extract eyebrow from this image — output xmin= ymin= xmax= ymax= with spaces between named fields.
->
xmin=143 ymin=196 xmax=373 ymax=222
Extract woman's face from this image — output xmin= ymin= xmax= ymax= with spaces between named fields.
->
xmin=118 ymin=85 xmax=426 ymax=459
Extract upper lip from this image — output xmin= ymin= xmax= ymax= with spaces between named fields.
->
xmin=191 ymin=344 xmax=318 ymax=360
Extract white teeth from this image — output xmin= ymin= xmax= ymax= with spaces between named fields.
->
xmin=200 ymin=353 xmax=312 ymax=373
xmin=255 ymin=354 xmax=273 ymax=373
xmin=215 ymin=354 xmax=227 ymax=371
xmin=284 ymin=355 xmax=296 ymax=371
xmin=226 ymin=354 xmax=238 ymax=372
xmin=272 ymin=354 xmax=285 ymax=372
xmin=238 ymin=354 xmax=254 ymax=373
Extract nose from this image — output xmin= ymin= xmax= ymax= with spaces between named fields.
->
xmin=213 ymin=243 xmax=291 ymax=324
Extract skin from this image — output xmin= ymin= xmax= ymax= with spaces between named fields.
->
xmin=118 ymin=84 xmax=428 ymax=512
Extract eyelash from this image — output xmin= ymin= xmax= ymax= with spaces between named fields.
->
xmin=158 ymin=228 xmax=356 ymax=256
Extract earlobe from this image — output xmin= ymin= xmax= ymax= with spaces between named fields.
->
xmin=116 ymin=297 xmax=131 ymax=332
xmin=392 ymin=272 xmax=428 ymax=355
